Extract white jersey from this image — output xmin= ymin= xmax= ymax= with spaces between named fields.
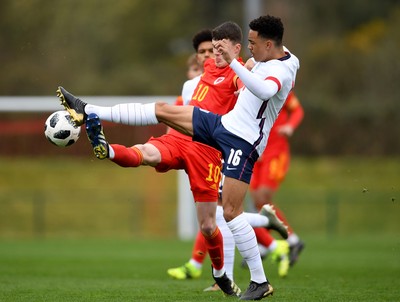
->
xmin=221 ymin=48 xmax=299 ymax=156
xmin=181 ymin=75 xmax=201 ymax=105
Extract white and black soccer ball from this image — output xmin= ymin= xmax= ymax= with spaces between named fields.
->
xmin=44 ymin=110 xmax=81 ymax=147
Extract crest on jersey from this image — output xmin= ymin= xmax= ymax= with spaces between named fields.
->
xmin=214 ymin=77 xmax=225 ymax=85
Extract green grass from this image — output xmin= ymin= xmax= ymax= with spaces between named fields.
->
xmin=0 ymin=156 xmax=400 ymax=300
xmin=0 ymin=235 xmax=399 ymax=301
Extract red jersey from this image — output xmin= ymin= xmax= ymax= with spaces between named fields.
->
xmin=174 ymin=95 xmax=184 ymax=106
xmin=169 ymin=57 xmax=242 ymax=140
xmin=250 ymin=92 xmax=304 ymax=191
xmin=148 ymin=57 xmax=243 ymax=202
xmin=189 ymin=58 xmax=241 ymax=114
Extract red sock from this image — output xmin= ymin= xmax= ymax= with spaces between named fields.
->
xmin=254 ymin=227 xmax=274 ymax=247
xmin=110 ymin=144 xmax=143 ymax=167
xmin=191 ymin=231 xmax=207 ymax=263
xmin=203 ymin=227 xmax=224 ymax=270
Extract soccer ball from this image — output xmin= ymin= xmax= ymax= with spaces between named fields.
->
xmin=44 ymin=110 xmax=81 ymax=147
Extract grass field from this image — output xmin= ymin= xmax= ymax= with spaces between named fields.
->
xmin=0 ymin=235 xmax=399 ymax=301
xmin=0 ymin=156 xmax=399 ymax=301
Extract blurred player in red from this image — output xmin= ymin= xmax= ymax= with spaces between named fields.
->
xmin=186 ymin=53 xmax=203 ymax=80
xmin=250 ymin=90 xmax=304 ymax=273
xmin=175 ymin=42 xmax=211 ymax=107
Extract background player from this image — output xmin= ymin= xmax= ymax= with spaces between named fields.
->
xmin=249 ymin=90 xmax=305 ymax=269
xmin=175 ymin=53 xmax=203 ymax=106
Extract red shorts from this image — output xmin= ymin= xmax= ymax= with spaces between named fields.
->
xmin=250 ymin=147 xmax=290 ymax=191
xmin=148 ymin=133 xmax=222 ymax=202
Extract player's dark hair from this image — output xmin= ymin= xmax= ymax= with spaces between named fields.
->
xmin=249 ymin=15 xmax=284 ymax=46
xmin=192 ymin=29 xmax=212 ymax=52
xmin=212 ymin=21 xmax=243 ymax=44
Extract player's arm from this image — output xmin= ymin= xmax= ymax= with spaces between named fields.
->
xmin=233 ymin=58 xmax=247 ymax=94
xmin=276 ymin=92 xmax=304 ymax=137
xmin=230 ymin=59 xmax=280 ymax=100
xmin=285 ymin=92 xmax=304 ymax=129
xmin=214 ymin=40 xmax=277 ymax=100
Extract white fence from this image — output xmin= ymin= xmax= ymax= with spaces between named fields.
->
xmin=0 ymin=96 xmax=176 ymax=112
xmin=0 ymin=96 xmax=198 ymax=240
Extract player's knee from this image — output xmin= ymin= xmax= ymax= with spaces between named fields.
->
xmin=155 ymin=102 xmax=179 ymax=128
xmin=259 ymin=186 xmax=275 ymax=200
xmin=155 ymin=102 xmax=170 ymax=117
xmin=222 ymin=205 xmax=241 ymax=222
xmin=200 ymin=222 xmax=216 ymax=237
xmin=138 ymin=144 xmax=161 ymax=166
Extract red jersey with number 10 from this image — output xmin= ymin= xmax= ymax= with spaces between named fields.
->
xmin=169 ymin=57 xmax=243 ymax=140
xmin=189 ymin=58 xmax=242 ymax=114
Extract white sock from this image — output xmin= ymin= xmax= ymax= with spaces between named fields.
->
xmin=287 ymin=233 xmax=300 ymax=246
xmin=242 ymin=212 xmax=269 ymax=228
xmin=216 ymin=206 xmax=235 ymax=280
xmin=213 ymin=267 xmax=225 ymax=278
xmin=227 ymin=213 xmax=267 ymax=284
xmin=108 ymin=145 xmax=115 ymax=159
xmin=258 ymin=244 xmax=269 ymax=258
xmin=189 ymin=259 xmax=202 ymax=270
xmin=267 ymin=240 xmax=277 ymax=252
xmin=85 ymin=103 xmax=158 ymax=126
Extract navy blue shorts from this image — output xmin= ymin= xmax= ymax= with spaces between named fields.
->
xmin=192 ymin=107 xmax=259 ymax=183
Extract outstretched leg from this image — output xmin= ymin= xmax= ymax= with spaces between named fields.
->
xmin=57 ymin=86 xmax=195 ymax=137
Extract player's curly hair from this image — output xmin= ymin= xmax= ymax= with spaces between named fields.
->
xmin=212 ymin=21 xmax=242 ymax=44
xmin=249 ymin=15 xmax=284 ymax=46
xmin=192 ymin=29 xmax=212 ymax=52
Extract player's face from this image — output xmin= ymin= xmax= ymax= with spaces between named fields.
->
xmin=247 ymin=30 xmax=270 ymax=62
xmin=186 ymin=63 xmax=202 ymax=80
xmin=196 ymin=41 xmax=214 ymax=65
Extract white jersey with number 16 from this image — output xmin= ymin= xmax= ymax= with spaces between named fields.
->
xmin=221 ymin=47 xmax=299 ymax=156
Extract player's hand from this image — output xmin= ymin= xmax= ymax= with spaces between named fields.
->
xmin=214 ymin=39 xmax=235 ymax=64
xmin=276 ymin=124 xmax=294 ymax=137
xmin=244 ymin=58 xmax=255 ymax=71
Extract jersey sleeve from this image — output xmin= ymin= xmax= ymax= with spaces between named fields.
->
xmin=230 ymin=59 xmax=281 ymax=100
xmin=285 ymin=92 xmax=304 ymax=129
xmin=181 ymin=76 xmax=201 ymax=105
